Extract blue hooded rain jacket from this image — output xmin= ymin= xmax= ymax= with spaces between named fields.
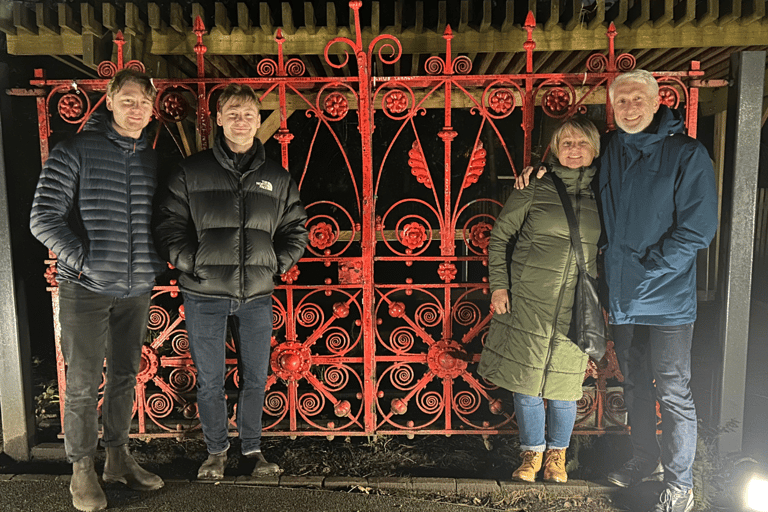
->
xmin=599 ymin=105 xmax=718 ymax=326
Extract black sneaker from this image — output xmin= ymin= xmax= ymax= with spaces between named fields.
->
xmin=648 ymin=487 xmax=694 ymax=512
xmin=607 ymin=457 xmax=663 ymax=487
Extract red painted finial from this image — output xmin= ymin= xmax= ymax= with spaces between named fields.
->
xmin=443 ymin=25 xmax=453 ymax=38
xmin=607 ymin=22 xmax=616 ymax=69
xmin=193 ymin=16 xmax=207 ymax=78
xmin=114 ymin=31 xmax=125 ymax=69
xmin=524 ymin=11 xmax=536 ymax=73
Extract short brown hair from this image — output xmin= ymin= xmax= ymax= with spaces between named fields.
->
xmin=106 ymin=68 xmax=156 ymax=101
xmin=550 ymin=115 xmax=600 ymax=159
xmin=217 ymin=83 xmax=261 ymax=112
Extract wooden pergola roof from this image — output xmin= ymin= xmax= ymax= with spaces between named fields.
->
xmin=2 ymin=0 xmax=767 ymax=114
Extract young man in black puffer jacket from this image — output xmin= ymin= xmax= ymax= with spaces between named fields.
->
xmin=30 ymin=68 xmax=166 ymax=512
xmin=155 ymin=83 xmax=308 ymax=480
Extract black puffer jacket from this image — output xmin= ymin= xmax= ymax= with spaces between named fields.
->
xmin=154 ymin=133 xmax=308 ymax=300
xmin=29 ymin=111 xmax=165 ymax=297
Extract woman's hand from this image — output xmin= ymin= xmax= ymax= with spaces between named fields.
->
xmin=514 ymin=165 xmax=548 ymax=190
xmin=491 ymin=289 xmax=510 ymax=315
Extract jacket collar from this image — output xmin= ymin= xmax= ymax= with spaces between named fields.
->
xmin=616 ymin=105 xmax=684 ymax=155
xmin=551 ymin=162 xmax=596 ymax=193
xmin=83 ymin=108 xmax=149 ymax=152
xmin=213 ymin=131 xmax=266 ymax=175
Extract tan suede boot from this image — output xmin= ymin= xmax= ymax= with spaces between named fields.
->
xmin=70 ymin=456 xmax=107 ymax=512
xmin=512 ymin=450 xmax=543 ymax=482
xmin=103 ymin=445 xmax=164 ymax=491
xmin=543 ymin=448 xmax=568 ymax=483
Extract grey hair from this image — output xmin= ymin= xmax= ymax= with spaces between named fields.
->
xmin=609 ymin=69 xmax=659 ymax=104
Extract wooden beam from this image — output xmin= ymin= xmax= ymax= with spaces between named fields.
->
xmin=237 ymin=3 xmax=251 ymax=30
xmin=57 ymin=4 xmax=79 ymax=36
xmin=259 ymin=3 xmax=273 ymax=36
xmin=35 ymin=4 xmax=58 ymax=36
xmin=281 ymin=2 xmax=295 ymax=36
xmin=304 ymin=2 xmax=316 ymax=35
xmin=675 ymin=0 xmax=696 ymax=29
xmin=213 ymin=3 xmax=231 ymax=35
xmin=653 ymin=0 xmax=674 ymax=28
xmin=13 ymin=3 xmax=36 ymax=35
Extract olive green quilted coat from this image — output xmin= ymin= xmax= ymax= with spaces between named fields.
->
xmin=478 ymin=165 xmax=600 ymax=401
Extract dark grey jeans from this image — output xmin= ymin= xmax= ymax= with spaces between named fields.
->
xmin=58 ymin=281 xmax=151 ymax=463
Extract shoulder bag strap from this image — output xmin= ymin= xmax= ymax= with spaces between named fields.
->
xmin=551 ymin=174 xmax=587 ymax=274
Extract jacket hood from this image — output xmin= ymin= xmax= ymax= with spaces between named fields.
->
xmin=82 ymin=107 xmax=150 ymax=152
xmin=213 ymin=131 xmax=266 ymax=175
xmin=616 ymin=105 xmax=684 ymax=154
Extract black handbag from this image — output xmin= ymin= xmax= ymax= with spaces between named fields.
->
xmin=551 ymin=174 xmax=608 ymax=362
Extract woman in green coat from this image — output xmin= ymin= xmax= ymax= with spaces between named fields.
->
xmin=478 ymin=116 xmax=601 ymax=484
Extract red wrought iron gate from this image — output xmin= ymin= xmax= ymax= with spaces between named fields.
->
xmin=32 ymin=2 xmax=704 ymax=440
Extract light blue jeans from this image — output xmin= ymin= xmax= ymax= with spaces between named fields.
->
xmin=514 ymin=393 xmax=577 ymax=452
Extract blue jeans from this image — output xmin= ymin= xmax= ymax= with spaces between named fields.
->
xmin=182 ymin=293 xmax=273 ymax=456
xmin=514 ymin=393 xmax=577 ymax=451
xmin=612 ymin=323 xmax=697 ymax=491
xmin=58 ymin=281 xmax=151 ymax=463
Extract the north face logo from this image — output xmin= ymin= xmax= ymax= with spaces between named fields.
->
xmin=256 ymin=180 xmax=273 ymax=191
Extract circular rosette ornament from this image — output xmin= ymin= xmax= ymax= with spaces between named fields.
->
xmin=427 ymin=340 xmax=468 ymax=379
xmin=136 ymin=345 xmax=159 ymax=384
xmin=270 ymin=342 xmax=312 ymax=381
xmin=658 ymin=84 xmax=680 ymax=109
xmin=541 ymin=86 xmax=575 ymax=119
xmin=382 ymin=89 xmax=411 ymax=119
xmin=323 ymin=92 xmax=349 ymax=120
xmin=487 ymin=89 xmax=515 ymax=116
xmin=159 ymin=91 xmax=190 ymax=122
xmin=58 ymin=93 xmax=88 ymax=124
xmin=466 ymin=219 xmax=493 ymax=255
xmin=398 ymin=221 xmax=429 ymax=253
xmin=309 ymin=220 xmax=338 ymax=251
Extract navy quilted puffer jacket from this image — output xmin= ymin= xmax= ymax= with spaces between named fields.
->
xmin=30 ymin=111 xmax=166 ymax=297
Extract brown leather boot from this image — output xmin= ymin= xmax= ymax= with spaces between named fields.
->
xmin=251 ymin=451 xmax=282 ymax=477
xmin=71 ymin=456 xmax=107 ymax=512
xmin=543 ymin=448 xmax=568 ymax=483
xmin=103 ymin=445 xmax=164 ymax=491
xmin=512 ymin=450 xmax=543 ymax=482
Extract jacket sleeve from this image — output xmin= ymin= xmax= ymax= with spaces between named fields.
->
xmin=642 ymin=142 xmax=718 ymax=273
xmin=273 ymin=177 xmax=308 ymax=274
xmin=154 ymin=167 xmax=197 ymax=274
xmin=29 ymin=140 xmax=86 ymax=270
xmin=487 ymin=181 xmax=535 ymax=293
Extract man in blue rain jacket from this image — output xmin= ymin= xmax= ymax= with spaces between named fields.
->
xmin=601 ymin=70 xmax=718 ymax=512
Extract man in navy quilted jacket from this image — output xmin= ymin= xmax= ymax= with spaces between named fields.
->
xmin=30 ymin=68 xmax=167 ymax=512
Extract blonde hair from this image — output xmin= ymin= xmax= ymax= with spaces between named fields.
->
xmin=106 ymin=68 xmax=156 ymax=101
xmin=609 ymin=69 xmax=659 ymax=104
xmin=217 ymin=83 xmax=261 ymax=112
xmin=550 ymin=115 xmax=600 ymax=159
